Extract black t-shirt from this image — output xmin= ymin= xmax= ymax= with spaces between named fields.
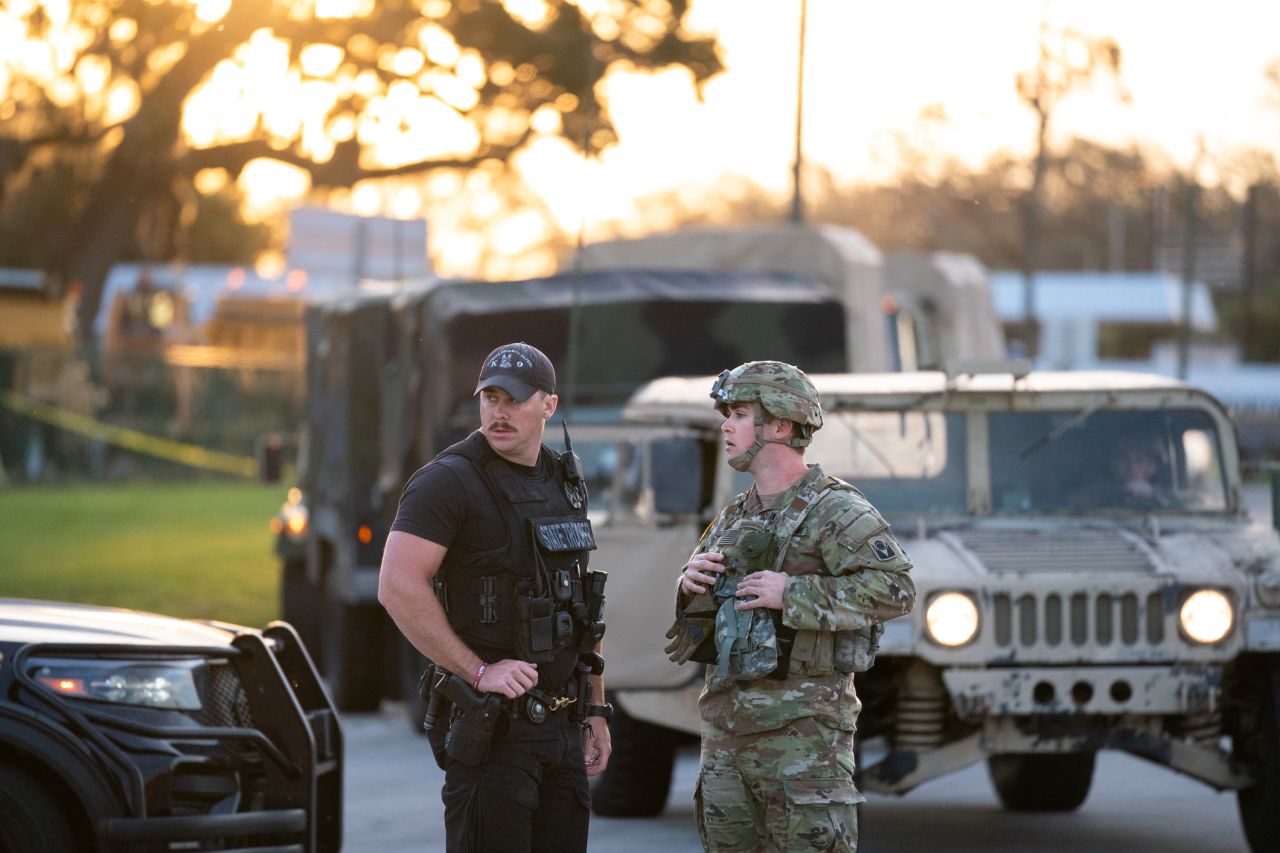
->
xmin=391 ymin=440 xmax=554 ymax=561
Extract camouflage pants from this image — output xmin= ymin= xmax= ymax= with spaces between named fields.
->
xmin=697 ymin=717 xmax=863 ymax=852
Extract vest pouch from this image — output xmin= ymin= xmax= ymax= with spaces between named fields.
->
xmin=765 ymin=619 xmax=797 ymax=680
xmin=551 ymin=568 xmax=573 ymax=603
xmin=834 ymin=623 xmax=882 ymax=673
xmin=515 ymin=595 xmax=557 ymax=662
xmin=553 ymin=611 xmax=575 ymax=647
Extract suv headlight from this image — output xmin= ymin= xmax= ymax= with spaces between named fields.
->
xmin=1179 ymin=589 xmax=1234 ymax=644
xmin=926 ymin=592 xmax=980 ymax=647
xmin=28 ymin=657 xmax=203 ymax=710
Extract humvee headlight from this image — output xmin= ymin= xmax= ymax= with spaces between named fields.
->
xmin=1180 ymin=589 xmax=1234 ymax=644
xmin=926 ymin=592 xmax=980 ymax=647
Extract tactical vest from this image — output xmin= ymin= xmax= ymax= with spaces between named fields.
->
xmin=431 ymin=432 xmax=601 ymax=689
xmin=709 ymin=473 xmax=881 ymax=683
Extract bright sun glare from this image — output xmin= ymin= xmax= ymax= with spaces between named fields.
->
xmin=2 ymin=0 xmax=1279 ymax=276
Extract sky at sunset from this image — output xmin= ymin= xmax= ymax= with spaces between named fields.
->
xmin=4 ymin=0 xmax=1280 ymax=276
xmin=555 ymin=0 xmax=1280 ymax=223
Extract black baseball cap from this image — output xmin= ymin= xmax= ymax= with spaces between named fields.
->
xmin=474 ymin=342 xmax=556 ymax=402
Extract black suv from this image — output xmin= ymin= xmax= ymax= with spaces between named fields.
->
xmin=0 ymin=598 xmax=341 ymax=852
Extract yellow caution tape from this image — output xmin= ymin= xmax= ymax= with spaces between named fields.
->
xmin=0 ymin=389 xmax=258 ymax=478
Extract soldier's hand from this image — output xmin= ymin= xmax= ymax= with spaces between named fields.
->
xmin=664 ymin=612 xmax=714 ymax=664
xmin=735 ymin=570 xmax=786 ymax=610
xmin=476 ymin=659 xmax=538 ymax=698
xmin=680 ymin=551 xmax=726 ymax=595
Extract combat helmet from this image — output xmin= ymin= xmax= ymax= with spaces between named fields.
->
xmin=710 ymin=361 xmax=823 ymax=470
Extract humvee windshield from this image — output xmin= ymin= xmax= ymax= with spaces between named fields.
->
xmin=990 ymin=408 xmax=1227 ymax=513
xmin=803 ymin=407 xmax=1227 ymax=516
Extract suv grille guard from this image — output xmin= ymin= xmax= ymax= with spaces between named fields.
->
xmin=10 ymin=622 xmax=342 ymax=851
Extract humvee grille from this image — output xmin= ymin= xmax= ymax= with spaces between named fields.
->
xmin=993 ymin=590 xmax=1166 ymax=648
xmin=952 ymin=528 xmax=1171 ymax=650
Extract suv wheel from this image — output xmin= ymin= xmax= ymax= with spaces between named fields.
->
xmin=1237 ymin=664 xmax=1280 ymax=852
xmin=988 ymin=752 xmax=1095 ymax=811
xmin=590 ymin=693 xmax=679 ymax=817
xmin=0 ymin=760 xmax=79 ymax=853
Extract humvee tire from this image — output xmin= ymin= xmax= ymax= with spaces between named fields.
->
xmin=590 ymin=693 xmax=679 ymax=817
xmin=323 ymin=598 xmax=384 ymax=712
xmin=1237 ymin=664 xmax=1280 ymax=852
xmin=988 ymin=752 xmax=1095 ymax=812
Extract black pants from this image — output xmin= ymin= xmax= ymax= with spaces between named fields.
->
xmin=442 ymin=713 xmax=590 ymax=852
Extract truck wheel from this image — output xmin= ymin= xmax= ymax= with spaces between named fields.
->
xmin=322 ymin=599 xmax=384 ymax=713
xmin=0 ymin=760 xmax=80 ymax=853
xmin=590 ymin=694 xmax=678 ymax=817
xmin=281 ymin=560 xmax=323 ymax=667
xmin=398 ymin=636 xmax=430 ymax=736
xmin=1236 ymin=664 xmax=1280 ymax=851
xmin=987 ymin=752 xmax=1095 ymax=811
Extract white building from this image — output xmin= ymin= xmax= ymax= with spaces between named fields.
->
xmin=990 ymin=270 xmax=1217 ymax=370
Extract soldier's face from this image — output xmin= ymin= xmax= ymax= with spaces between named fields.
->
xmin=1115 ymin=448 xmax=1157 ymax=484
xmin=721 ymin=402 xmax=758 ymax=461
xmin=479 ymin=386 xmax=556 ymax=463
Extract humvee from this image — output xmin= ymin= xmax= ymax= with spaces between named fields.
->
xmin=591 ymin=367 xmax=1280 ymax=852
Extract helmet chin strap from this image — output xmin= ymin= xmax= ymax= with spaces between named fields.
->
xmin=727 ymin=398 xmax=794 ymax=472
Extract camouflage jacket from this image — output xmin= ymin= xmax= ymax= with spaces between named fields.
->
xmin=693 ymin=464 xmax=915 ymax=735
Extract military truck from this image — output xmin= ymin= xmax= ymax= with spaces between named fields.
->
xmin=590 ymin=367 xmax=1280 ymax=853
xmin=568 ymin=224 xmax=1005 ymax=374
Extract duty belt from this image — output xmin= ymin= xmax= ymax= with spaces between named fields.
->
xmin=512 ymin=686 xmax=577 ymax=724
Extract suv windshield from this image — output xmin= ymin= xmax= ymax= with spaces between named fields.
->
xmin=990 ymin=408 xmax=1227 ymax=513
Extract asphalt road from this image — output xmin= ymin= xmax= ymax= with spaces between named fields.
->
xmin=339 ymin=483 xmax=1272 ymax=851
xmin=341 ymin=711 xmax=1251 ymax=852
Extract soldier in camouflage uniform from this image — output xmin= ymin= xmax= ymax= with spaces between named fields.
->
xmin=664 ymin=361 xmax=916 ymax=852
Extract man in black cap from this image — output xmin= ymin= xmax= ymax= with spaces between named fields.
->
xmin=380 ymin=342 xmax=612 ymax=852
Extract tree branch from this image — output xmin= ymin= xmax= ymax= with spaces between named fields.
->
xmin=176 ymin=127 xmax=535 ymax=186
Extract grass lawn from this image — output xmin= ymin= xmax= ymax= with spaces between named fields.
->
xmin=0 ymin=481 xmax=288 ymax=628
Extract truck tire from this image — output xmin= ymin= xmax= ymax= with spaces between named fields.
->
xmin=281 ymin=559 xmax=324 ymax=668
xmin=323 ymin=598 xmax=384 ymax=712
xmin=987 ymin=752 xmax=1095 ymax=811
xmin=1237 ymin=664 xmax=1280 ymax=852
xmin=590 ymin=693 xmax=679 ymax=817
xmin=0 ymin=760 xmax=80 ymax=853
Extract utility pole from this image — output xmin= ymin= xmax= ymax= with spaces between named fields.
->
xmin=563 ymin=10 xmax=600 ymax=422
xmin=1241 ymin=183 xmax=1259 ymax=359
xmin=788 ymin=0 xmax=808 ymax=224
xmin=1176 ymin=156 xmax=1201 ymax=380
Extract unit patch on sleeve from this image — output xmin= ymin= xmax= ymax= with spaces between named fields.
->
xmin=870 ymin=537 xmax=897 ymax=561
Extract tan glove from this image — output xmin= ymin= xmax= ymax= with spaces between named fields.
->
xmin=664 ymin=614 xmax=711 ymax=664
xmin=664 ymin=589 xmax=719 ymax=664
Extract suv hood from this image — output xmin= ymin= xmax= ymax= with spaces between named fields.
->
xmin=0 ymin=598 xmax=240 ymax=648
